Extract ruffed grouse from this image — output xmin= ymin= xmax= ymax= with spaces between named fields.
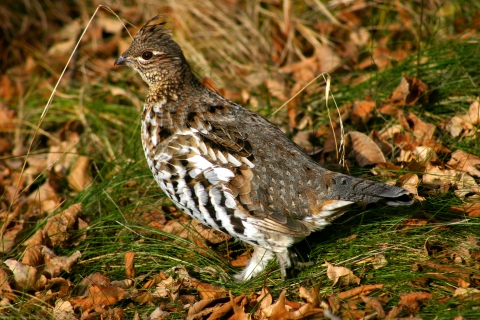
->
xmin=115 ymin=16 xmax=413 ymax=281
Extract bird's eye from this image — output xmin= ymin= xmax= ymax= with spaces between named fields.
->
xmin=141 ymin=51 xmax=153 ymax=60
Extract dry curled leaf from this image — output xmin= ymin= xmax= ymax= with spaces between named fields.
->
xmin=445 ymin=100 xmax=480 ymax=138
xmin=397 ymin=173 xmax=423 ymax=201
xmin=447 ymin=149 xmax=480 ymax=178
xmin=43 ymin=203 xmax=87 ymax=247
xmin=151 ymin=275 xmax=178 ymax=300
xmin=324 ymin=261 xmax=360 ymax=287
xmin=4 ymin=259 xmax=47 ymax=291
xmin=22 ymin=230 xmax=44 ymax=267
xmin=262 ymin=289 xmax=323 ymax=319
xmin=372 ymin=253 xmax=389 ymax=270
xmin=422 ymin=162 xmax=457 ymax=188
xmin=48 ymin=277 xmax=72 ymax=297
xmin=255 ymin=287 xmax=273 ymax=318
xmin=187 ymin=296 xmax=230 ymax=319
xmin=388 ymin=76 xmax=428 ymax=107
xmin=42 ymin=247 xmax=81 ymax=278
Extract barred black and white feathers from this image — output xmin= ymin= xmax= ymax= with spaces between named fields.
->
xmin=115 ymin=16 xmax=413 ymax=281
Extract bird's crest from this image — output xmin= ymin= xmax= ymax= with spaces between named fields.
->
xmin=136 ymin=15 xmax=173 ymax=39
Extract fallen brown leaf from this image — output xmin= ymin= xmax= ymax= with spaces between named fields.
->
xmin=43 ymin=203 xmax=87 ymax=247
xmin=450 ymin=203 xmax=480 ymax=217
xmin=422 ymin=162 xmax=457 ymax=188
xmin=67 ymin=155 xmax=92 ymax=192
xmin=399 ymin=291 xmax=433 ymax=314
xmin=192 ymin=219 xmax=231 ymax=244
xmin=453 ymin=287 xmax=480 ymax=301
xmin=53 ymin=298 xmax=76 ymax=320
xmin=395 ymin=216 xmax=429 ymax=231
xmin=135 ymin=208 xmax=167 ymax=230
xmin=351 ymin=101 xmax=375 ymax=123
xmin=125 ymin=251 xmax=135 ymax=278
xmin=388 ymin=76 xmax=428 ymax=107
xmin=413 ymin=146 xmax=437 ymax=164
xmin=397 ymin=173 xmax=423 ymax=201
xmin=337 ymin=284 xmax=384 ymax=299
xmin=359 ymin=46 xmax=402 ymax=71
xmin=255 ymin=287 xmax=273 ymax=319
xmin=26 ymin=180 xmax=60 ymax=213
xmin=151 ymin=275 xmax=178 ymax=300
xmin=445 ymin=100 xmax=480 ymax=138
xmin=4 ymin=259 xmax=47 ymax=291
xmin=47 ymin=277 xmax=72 ymax=297
xmin=262 ymin=289 xmax=323 ymax=319
xmin=298 ymin=286 xmax=319 ymax=306
xmin=142 ymin=271 xmax=167 ymax=289
xmin=347 ymin=131 xmax=386 ymax=167
xmin=447 ymin=149 xmax=480 ymax=178
xmin=0 ymin=268 xmax=15 ymax=302
xmin=361 ymin=295 xmax=386 ymax=318
xmin=75 ymin=272 xmax=111 ymax=296
xmin=111 ymin=279 xmax=133 ymax=289
xmin=370 ymin=130 xmax=393 ymax=157
xmin=70 ymin=284 xmax=127 ymax=316
xmin=377 ymin=103 xmax=400 ymax=116
xmin=230 ymin=251 xmax=249 ymax=267
xmin=22 ymin=230 xmax=44 ymax=267
xmin=187 ymin=296 xmax=230 ymax=319
xmin=0 ymin=222 xmax=24 ymax=253
xmin=42 ymin=247 xmax=81 ymax=278
xmin=190 ymin=280 xmax=227 ymax=300
xmin=399 ymin=111 xmax=436 ymax=142
xmin=227 ymin=292 xmax=249 ymax=320
xmin=324 ymin=261 xmax=360 ymax=287
xmin=149 ymin=306 xmax=170 ymax=319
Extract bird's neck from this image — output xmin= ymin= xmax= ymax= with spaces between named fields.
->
xmin=142 ymin=66 xmax=208 ymax=130
xmin=146 ymin=65 xmax=203 ymax=105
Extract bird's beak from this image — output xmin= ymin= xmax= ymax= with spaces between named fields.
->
xmin=114 ymin=55 xmax=127 ymax=66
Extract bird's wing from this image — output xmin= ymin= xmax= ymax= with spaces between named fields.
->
xmin=184 ymin=101 xmax=311 ymax=237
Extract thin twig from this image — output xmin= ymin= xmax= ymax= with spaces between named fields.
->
xmin=270 ymin=72 xmax=328 ymax=117
xmin=322 ymin=73 xmax=345 ymax=167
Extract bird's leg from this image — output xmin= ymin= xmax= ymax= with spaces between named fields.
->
xmin=275 ymin=250 xmax=292 ymax=280
xmin=234 ymin=247 xmax=275 ymax=281
xmin=289 ymin=251 xmax=314 ymax=270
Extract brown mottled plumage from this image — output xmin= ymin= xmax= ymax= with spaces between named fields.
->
xmin=115 ymin=16 xmax=413 ymax=281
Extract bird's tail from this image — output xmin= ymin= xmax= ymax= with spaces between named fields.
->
xmin=320 ymin=171 xmax=413 ymax=206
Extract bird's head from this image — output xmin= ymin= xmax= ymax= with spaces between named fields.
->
xmin=114 ymin=16 xmax=188 ymax=88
